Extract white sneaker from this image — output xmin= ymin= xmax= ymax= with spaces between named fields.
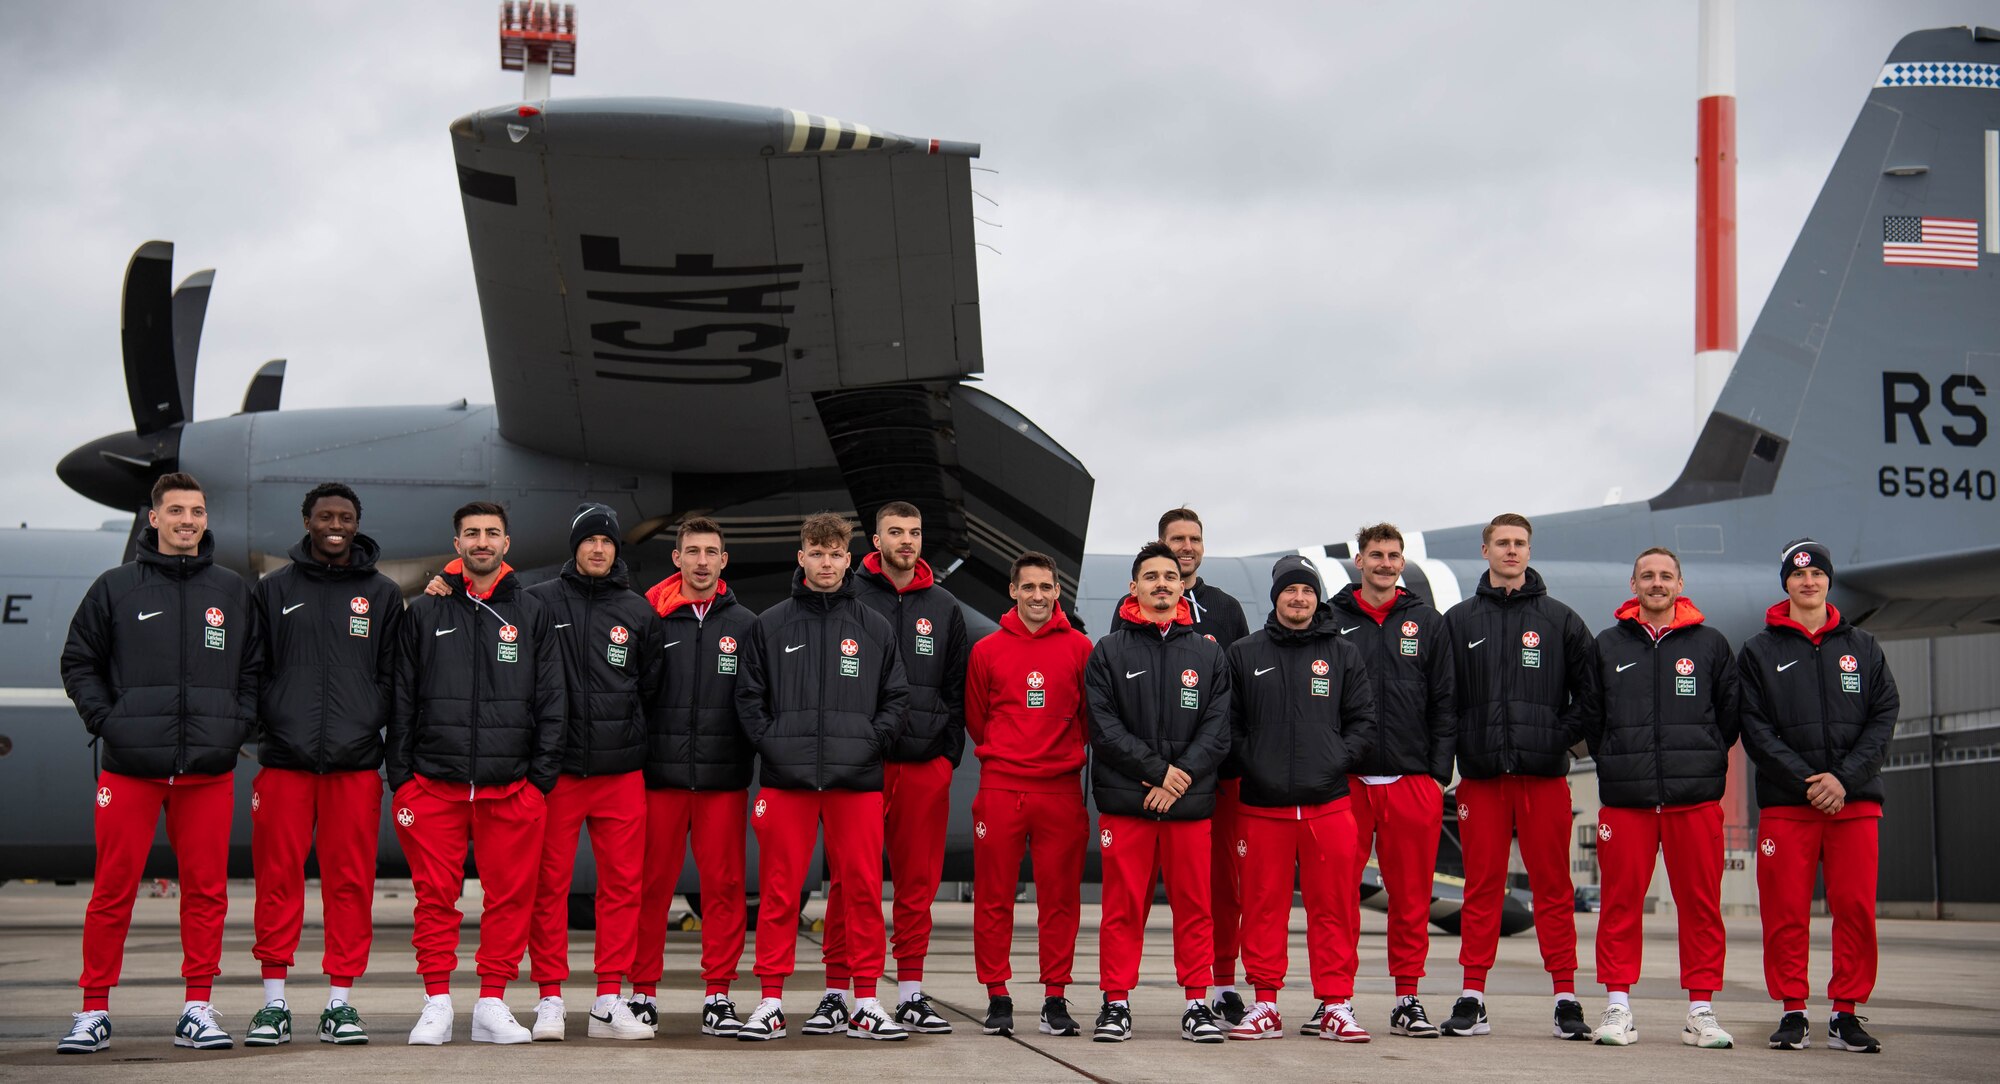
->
xmin=57 ymin=1010 xmax=111 ymax=1054
xmin=173 ymin=1003 xmax=233 ymax=1050
xmin=1594 ymin=1003 xmax=1637 ymax=1046
xmin=588 ymin=994 xmax=654 ymax=1040
xmin=1683 ymin=1006 xmax=1734 ymax=1049
xmin=531 ymin=995 xmax=565 ymax=1042
xmin=471 ymin=998 xmax=532 ymax=1044
xmin=408 ymin=995 xmax=454 ymax=1045
xmin=847 ymin=998 xmax=910 ymax=1041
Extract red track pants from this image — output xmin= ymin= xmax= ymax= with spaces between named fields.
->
xmin=1344 ymin=775 xmax=1443 ymax=992
xmin=1097 ymin=814 xmax=1212 ymax=1000
xmin=78 ymin=772 xmax=233 ymax=1004
xmin=530 ymin=771 xmax=645 ymax=995
xmin=820 ymin=757 xmax=951 ymax=982
xmin=1757 ymin=807 xmax=1880 ymax=1006
xmin=1594 ymin=802 xmax=1725 ymax=994
xmin=752 ymin=788 xmax=885 ymax=996
xmin=1237 ymin=803 xmax=1358 ymax=1002
xmin=631 ymin=788 xmax=748 ymax=995
xmin=391 ymin=778 xmax=546 ymax=996
xmin=251 ymin=767 xmax=381 ymax=983
xmin=1209 ymin=778 xmax=1243 ymax=986
xmin=971 ymin=786 xmax=1086 ymax=994
xmin=1455 ymin=774 xmax=1577 ymax=990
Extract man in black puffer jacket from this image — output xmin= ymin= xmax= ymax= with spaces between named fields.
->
xmin=1083 ymin=542 xmax=1233 ymax=1045
xmin=1579 ymin=547 xmax=1739 ymax=1049
xmin=247 ymin=483 xmax=404 ymax=1045
xmin=1439 ymin=513 xmax=1596 ymax=1041
xmin=1738 ymin=539 xmax=1898 ymax=1055
xmin=845 ymin=501 xmax=969 ymax=1030
xmin=59 ymin=473 xmax=258 ymax=1054
xmin=634 ymin=515 xmax=759 ymax=1036
xmin=734 ymin=512 xmax=911 ymax=1042
xmin=387 ymin=501 xmax=565 ymax=1046
xmin=1224 ymin=555 xmax=1374 ymax=1042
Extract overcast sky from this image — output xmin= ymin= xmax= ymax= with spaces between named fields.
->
xmin=2 ymin=1 xmax=1981 ymax=554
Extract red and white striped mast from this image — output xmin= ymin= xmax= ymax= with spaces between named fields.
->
xmin=1694 ymin=0 xmax=1737 ymax=430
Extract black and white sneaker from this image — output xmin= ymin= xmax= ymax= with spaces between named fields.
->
xmin=1828 ymin=1013 xmax=1881 ymax=1053
xmin=1390 ymin=998 xmax=1441 ymax=1038
xmin=893 ymin=993 xmax=952 ymax=1034
xmin=57 ymin=1011 xmax=110 ymax=1054
xmin=1040 ymin=996 xmax=1080 ymax=1036
xmin=1212 ymin=990 xmax=1247 ymax=1027
xmin=629 ymin=999 xmax=658 ymax=1033
xmin=1181 ymin=1002 xmax=1226 ymax=1043
xmin=174 ymin=1003 xmax=234 ymax=1050
xmin=1768 ymin=1010 xmax=1809 ymax=1050
xmin=983 ymin=995 xmax=1014 ymax=1036
xmin=1298 ymin=1002 xmax=1327 ymax=1036
xmin=702 ymin=996 xmax=745 ymax=1037
xmin=1092 ymin=1000 xmax=1133 ymax=1043
xmin=737 ymin=998 xmax=786 ymax=1041
xmin=847 ymin=1000 xmax=910 ymax=1041
xmin=1440 ymin=996 xmax=1489 ymax=1036
xmin=1553 ymin=998 xmax=1591 ymax=1040
xmin=801 ymin=993 xmax=850 ymax=1035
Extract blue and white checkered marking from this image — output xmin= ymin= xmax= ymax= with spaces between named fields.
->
xmin=1875 ymin=62 xmax=2000 ymax=89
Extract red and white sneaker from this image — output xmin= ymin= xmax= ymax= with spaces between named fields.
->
xmin=1227 ymin=1002 xmax=1284 ymax=1040
xmin=1319 ymin=1002 xmax=1372 ymax=1043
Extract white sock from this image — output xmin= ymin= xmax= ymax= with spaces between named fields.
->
xmin=1214 ymin=983 xmax=1236 ymax=997
xmin=327 ymin=985 xmax=350 ymax=1010
xmin=703 ymin=993 xmax=722 ymax=1005
xmin=1460 ymin=989 xmax=1484 ymax=1003
xmin=1111 ymin=999 xmax=1130 ymax=1008
xmin=898 ymin=980 xmax=922 ymax=1003
xmin=1607 ymin=991 xmax=1630 ymax=1008
xmin=637 ymin=993 xmax=657 ymax=1006
xmin=760 ymin=997 xmax=782 ymax=1010
xmin=1689 ymin=1000 xmax=1712 ymax=1015
xmin=426 ymin=993 xmax=452 ymax=1007
xmin=183 ymin=999 xmax=211 ymax=1014
xmin=1398 ymin=994 xmax=1418 ymax=1007
xmin=263 ymin=978 xmax=285 ymax=1005
xmin=857 ymin=996 xmax=882 ymax=1011
xmin=825 ymin=986 xmax=848 ymax=1000
xmin=1556 ymin=994 xmax=1579 ymax=1008
xmin=1187 ymin=998 xmax=1204 ymax=1010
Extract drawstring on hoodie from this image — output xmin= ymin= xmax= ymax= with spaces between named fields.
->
xmin=1187 ymin=586 xmax=1207 ymax=625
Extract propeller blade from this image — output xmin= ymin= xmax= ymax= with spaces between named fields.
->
xmin=121 ymin=241 xmax=183 ymax=436
xmin=239 ymin=359 xmax=286 ymax=413
xmin=171 ymin=269 xmax=213 ymax=420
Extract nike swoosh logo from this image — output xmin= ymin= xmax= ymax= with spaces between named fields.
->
xmin=589 ymin=1012 xmax=612 ymax=1024
xmin=554 ymin=623 xmax=572 ymax=629
xmin=282 ymin=603 xmax=305 ymax=615
xmin=1616 ymin=662 xmax=1638 ymax=673
xmin=1254 ymin=667 xmax=1277 ymax=677
xmin=1777 ymin=661 xmax=1799 ymax=672
xmin=1466 ymin=638 xmax=1486 ymax=648
xmin=663 ymin=641 xmax=682 ymax=649
xmin=435 ymin=628 xmax=457 ymax=637
xmin=1125 ymin=670 xmax=1146 ymax=679
xmin=785 ymin=644 xmax=805 ymax=653
xmin=137 ymin=611 xmax=163 ymax=621
xmin=1339 ymin=625 xmax=1361 ymax=635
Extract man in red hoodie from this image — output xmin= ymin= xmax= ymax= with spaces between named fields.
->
xmin=964 ymin=552 xmax=1093 ymax=1039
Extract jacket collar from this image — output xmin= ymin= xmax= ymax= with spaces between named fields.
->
xmin=136 ymin=528 xmax=216 ymax=579
xmin=1000 ymin=601 xmax=1074 ymax=639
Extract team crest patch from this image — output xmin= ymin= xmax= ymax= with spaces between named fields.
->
xmin=1760 ymin=838 xmax=1776 ymax=857
xmin=1027 ymin=670 xmax=1047 ymax=708
xmin=498 ymin=622 xmax=519 ymax=662
xmin=1179 ymin=669 xmax=1199 ymax=709
xmin=1676 ymin=657 xmax=1698 ymax=695
xmin=1676 ymin=657 xmax=1696 ymax=676
xmin=1457 ymin=803 xmax=1470 ymax=821
xmin=754 ymin=798 xmax=768 ymax=819
xmin=1401 ymin=621 xmax=1419 ymax=637
xmin=1839 ymin=654 xmax=1861 ymax=692
xmin=1204 ymin=634 xmax=1216 ymax=642
xmin=1235 ymin=839 xmax=1248 ymax=858
xmin=719 ymin=636 xmax=738 ymax=654
xmin=499 ymin=624 xmax=519 ymax=643
xmin=915 ymin=618 xmax=933 ymax=636
xmin=1100 ymin=828 xmax=1113 ymax=849
xmin=718 ymin=635 xmax=739 ymax=675
xmin=205 ymin=607 xmax=225 ymax=627
xmin=1793 ymin=550 xmax=1812 ymax=567
xmin=350 ymin=596 xmax=370 ymax=615
xmin=975 ymin=821 xmax=987 ymax=840
xmin=1521 ymin=630 xmax=1540 ymax=647
xmin=610 ymin=625 xmax=630 ymax=645
xmin=1311 ymin=659 xmax=1330 ymax=676
xmin=1839 ymin=654 xmax=1859 ymax=672
xmin=396 ymin=807 xmax=415 ymax=828
xmin=1597 ymin=822 xmax=1612 ymax=842
xmin=1181 ymin=669 xmax=1199 ymax=687
xmin=349 ymin=616 xmax=370 ymax=637
xmin=840 ymin=640 xmax=861 ymax=678
xmin=96 ymin=786 xmax=111 ymax=808
xmin=252 ymin=791 xmax=262 ymax=813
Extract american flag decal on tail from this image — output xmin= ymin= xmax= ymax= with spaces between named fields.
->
xmin=1882 ymin=216 xmax=1979 ymax=268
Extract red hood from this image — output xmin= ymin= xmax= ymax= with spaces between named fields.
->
xmin=442 ymin=556 xmax=515 ymax=600
xmin=861 ymin=550 xmax=934 ymax=592
xmin=1000 ymin=601 xmax=1076 ymax=639
xmin=1614 ymin=595 xmax=1707 ymax=630
xmin=1353 ymin=587 xmax=1404 ymax=625
xmin=1765 ymin=599 xmax=1841 ymax=643
xmin=1118 ymin=594 xmax=1192 ymax=629
xmin=646 ymin=572 xmax=729 ymax=617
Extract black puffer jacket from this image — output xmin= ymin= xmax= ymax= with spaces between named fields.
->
xmin=254 ymin=534 xmax=404 ymax=773
xmin=1329 ymin=585 xmax=1455 ymax=783
xmin=61 ymin=530 xmax=259 ymax=778
xmin=1084 ymin=598 xmax=1233 ymax=820
xmin=528 ymin=559 xmax=662 ymax=778
xmin=387 ymin=565 xmax=566 ymax=793
xmin=1185 ymin=577 xmax=1252 ymax=778
xmin=735 ymin=569 xmax=910 ymax=791
xmin=853 ymin=553 xmax=970 ymax=765
xmin=1226 ymin=606 xmax=1376 ymax=809
xmin=1582 ymin=597 xmax=1740 ymax=808
xmin=1738 ymin=602 xmax=1899 ymax=809
xmin=1444 ymin=568 xmax=1597 ymax=780
xmin=644 ymin=575 xmax=758 ymax=791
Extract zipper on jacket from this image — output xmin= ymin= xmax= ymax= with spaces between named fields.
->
xmin=580 ymin=589 xmax=595 ymax=774
xmin=1651 ymin=631 xmax=1667 ymax=808
xmin=815 ymin=609 xmax=828 ymax=790
xmin=1814 ymin=640 xmax=1831 ymax=781
xmin=467 ymin=593 xmax=481 ymax=800
xmin=316 ymin=580 xmax=331 ymax=774
xmin=1499 ymin=606 xmax=1516 ymax=771
xmin=684 ymin=609 xmax=705 ymax=789
xmin=175 ymin=573 xmax=189 ymax=775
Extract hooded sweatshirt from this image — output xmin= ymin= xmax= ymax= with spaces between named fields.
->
xmin=965 ymin=602 xmax=1093 ymax=792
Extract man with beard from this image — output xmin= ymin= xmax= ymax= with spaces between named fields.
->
xmin=244 ymin=483 xmax=403 ymax=1047
xmin=389 ymin=502 xmax=565 ymax=1047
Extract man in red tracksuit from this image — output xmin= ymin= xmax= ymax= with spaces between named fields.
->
xmin=1739 ymin=539 xmax=1898 ymax=1055
xmin=246 ymin=483 xmax=403 ymax=1048
xmin=1580 ymin=547 xmax=1740 ymax=1049
xmin=844 ymin=500 xmax=971 ymax=1034
xmin=732 ymin=512 xmax=911 ymax=1042
xmin=633 ymin=515 xmax=759 ymax=1037
xmin=1083 ymin=542 xmax=1233 ymax=1044
xmin=1224 ymin=555 xmax=1376 ymax=1043
xmin=964 ymin=551 xmax=1093 ymax=1039
xmin=58 ymin=473 xmax=259 ymax=1056
xmin=388 ymin=501 xmax=566 ymax=1047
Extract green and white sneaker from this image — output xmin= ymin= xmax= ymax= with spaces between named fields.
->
xmin=319 ymin=1003 xmax=369 ymax=1044
xmin=245 ymin=1001 xmax=292 ymax=1046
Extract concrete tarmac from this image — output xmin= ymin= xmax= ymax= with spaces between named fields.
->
xmin=0 ymin=879 xmax=1993 ymax=1082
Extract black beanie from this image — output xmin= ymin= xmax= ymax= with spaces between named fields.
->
xmin=570 ymin=502 xmax=621 ymax=559
xmin=1779 ymin=538 xmax=1832 ymax=586
xmin=1270 ymin=553 xmax=1324 ymax=606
